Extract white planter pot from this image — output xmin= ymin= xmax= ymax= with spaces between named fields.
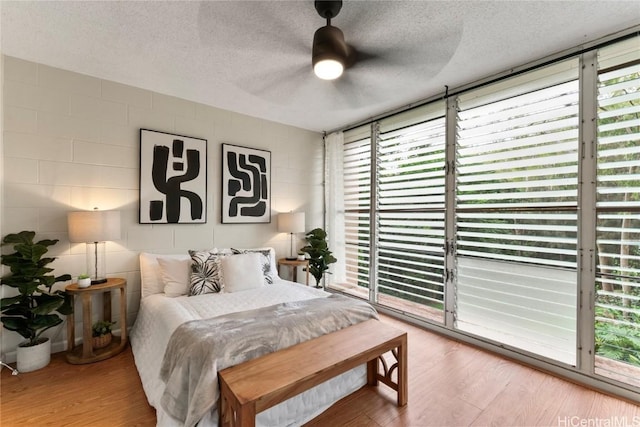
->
xmin=16 ymin=338 xmax=51 ymax=373
xmin=77 ymin=277 xmax=91 ymax=288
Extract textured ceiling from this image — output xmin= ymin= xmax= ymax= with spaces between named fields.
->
xmin=2 ymin=1 xmax=639 ymax=132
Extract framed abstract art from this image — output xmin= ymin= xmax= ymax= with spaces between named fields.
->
xmin=221 ymin=143 xmax=271 ymax=223
xmin=139 ymin=129 xmax=207 ymax=224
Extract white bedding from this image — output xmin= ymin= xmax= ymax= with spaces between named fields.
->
xmin=130 ymin=280 xmax=367 ymax=426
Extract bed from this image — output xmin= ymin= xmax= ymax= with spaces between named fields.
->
xmin=130 ymin=247 xmax=377 ymax=427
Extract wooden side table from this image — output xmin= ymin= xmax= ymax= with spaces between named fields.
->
xmin=65 ymin=277 xmax=127 ymax=364
xmin=277 ymin=258 xmax=310 ymax=286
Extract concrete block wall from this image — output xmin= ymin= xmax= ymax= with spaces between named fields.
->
xmin=1 ymin=56 xmax=324 ymax=359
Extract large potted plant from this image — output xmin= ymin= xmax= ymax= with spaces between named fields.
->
xmin=0 ymin=231 xmax=72 ymax=372
xmin=300 ymin=228 xmax=337 ymax=288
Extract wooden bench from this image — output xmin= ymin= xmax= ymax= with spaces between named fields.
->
xmin=218 ymin=319 xmax=408 ymax=427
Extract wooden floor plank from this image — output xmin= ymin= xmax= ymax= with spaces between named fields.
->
xmin=1 ymin=314 xmax=638 ymax=427
xmin=1 ymin=346 xmax=156 ymax=427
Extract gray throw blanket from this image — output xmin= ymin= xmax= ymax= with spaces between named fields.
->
xmin=159 ymin=294 xmax=378 ymax=427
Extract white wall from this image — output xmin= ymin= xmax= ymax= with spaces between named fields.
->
xmin=1 ymin=56 xmax=324 ymax=359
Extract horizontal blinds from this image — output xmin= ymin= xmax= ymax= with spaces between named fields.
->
xmin=458 ymin=59 xmax=579 ymax=110
xmin=378 ymin=211 xmax=445 ymax=306
xmin=594 ymin=36 xmax=640 ymax=384
xmin=456 ymin=256 xmax=577 ymax=364
xmin=377 ymin=102 xmax=445 ymax=319
xmin=596 ymin=54 xmax=640 ymax=208
xmin=455 ymin=60 xmax=579 ymax=365
xmin=376 ymin=103 xmax=446 ymax=314
xmin=457 ymin=75 xmax=580 ymax=211
xmin=597 ymin=36 xmax=640 ymax=72
xmin=379 ymin=102 xmax=446 ymax=133
xmin=456 ymin=59 xmax=580 ymax=265
xmin=343 ymin=131 xmax=371 ymax=289
xmin=378 ymin=116 xmax=447 ymax=210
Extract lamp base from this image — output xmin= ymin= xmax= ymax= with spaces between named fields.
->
xmin=91 ymin=278 xmax=108 ymax=285
xmin=285 ymin=257 xmax=297 ymax=261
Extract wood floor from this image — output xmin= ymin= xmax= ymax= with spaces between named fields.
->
xmin=1 ymin=315 xmax=638 ymax=426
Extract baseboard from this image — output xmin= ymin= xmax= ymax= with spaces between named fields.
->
xmin=1 ymin=327 xmax=129 ymax=364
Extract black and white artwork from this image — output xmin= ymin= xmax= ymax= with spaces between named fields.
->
xmin=221 ymin=144 xmax=271 ymax=223
xmin=139 ymin=129 xmax=207 ymax=224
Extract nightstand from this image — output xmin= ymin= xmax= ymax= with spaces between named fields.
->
xmin=65 ymin=277 xmax=127 ymax=364
xmin=277 ymin=258 xmax=310 ymax=286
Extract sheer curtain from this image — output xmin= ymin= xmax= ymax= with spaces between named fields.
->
xmin=324 ymin=131 xmax=346 ymax=285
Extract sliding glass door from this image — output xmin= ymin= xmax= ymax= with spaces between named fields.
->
xmin=328 ymin=34 xmax=640 ymax=391
xmin=594 ymin=38 xmax=640 ymax=386
xmin=377 ymin=105 xmax=446 ymax=322
xmin=455 ymin=59 xmax=580 ymax=365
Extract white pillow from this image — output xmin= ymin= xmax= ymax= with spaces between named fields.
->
xmin=157 ymin=257 xmax=191 ymax=297
xmin=228 ymin=247 xmax=279 ymax=282
xmin=221 ymin=253 xmax=264 ymax=293
xmin=139 ymin=252 xmax=191 ymax=298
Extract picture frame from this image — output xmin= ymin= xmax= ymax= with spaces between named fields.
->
xmin=139 ymin=129 xmax=207 ymax=224
xmin=221 ymin=143 xmax=271 ymax=224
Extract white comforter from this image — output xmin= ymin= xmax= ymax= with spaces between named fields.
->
xmin=130 ymin=280 xmax=367 ymax=427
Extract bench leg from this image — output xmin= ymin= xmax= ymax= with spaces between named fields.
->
xmin=367 ymin=358 xmax=379 ymax=386
xmin=397 ymin=335 xmax=408 ymax=406
xmin=236 ymin=403 xmax=256 ymax=427
xmin=219 ymin=383 xmax=231 ymax=427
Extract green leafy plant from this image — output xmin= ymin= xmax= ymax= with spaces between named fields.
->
xmin=78 ymin=273 xmax=90 ymax=280
xmin=300 ymin=228 xmax=337 ymax=288
xmin=0 ymin=231 xmax=72 ymax=347
xmin=595 ymin=322 xmax=640 ymax=366
xmin=92 ymin=320 xmax=115 ymax=337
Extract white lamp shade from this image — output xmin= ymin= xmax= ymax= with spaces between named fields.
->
xmin=277 ymin=212 xmax=306 ymax=233
xmin=68 ymin=210 xmax=121 ymax=243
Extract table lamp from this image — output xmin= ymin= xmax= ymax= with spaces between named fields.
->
xmin=278 ymin=212 xmax=305 ymax=260
xmin=67 ymin=209 xmax=121 ymax=285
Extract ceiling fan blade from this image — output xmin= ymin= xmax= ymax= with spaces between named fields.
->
xmin=236 ymin=63 xmax=313 ymax=105
xmin=197 ymin=1 xmax=310 ymax=55
xmin=344 ymin=45 xmax=384 ymax=69
xmin=329 ymin=72 xmax=380 ymax=110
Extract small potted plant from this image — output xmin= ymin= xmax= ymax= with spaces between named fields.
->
xmin=77 ymin=274 xmax=91 ymax=288
xmin=300 ymin=228 xmax=337 ymax=288
xmin=92 ymin=320 xmax=115 ymax=349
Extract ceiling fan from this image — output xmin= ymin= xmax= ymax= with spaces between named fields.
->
xmin=312 ymin=0 xmax=374 ymax=81
xmin=196 ymin=1 xmax=463 ymax=110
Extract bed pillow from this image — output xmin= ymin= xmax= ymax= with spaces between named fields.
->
xmin=188 ymin=250 xmax=229 ymax=295
xmin=139 ymin=252 xmax=191 ymax=298
xmin=231 ymin=248 xmax=276 ymax=284
xmin=157 ymin=257 xmax=191 ymax=297
xmin=221 ymin=253 xmax=265 ymax=293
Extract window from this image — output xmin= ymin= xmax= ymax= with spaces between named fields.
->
xmin=341 ymin=126 xmax=371 ymax=298
xmin=455 ymin=60 xmax=580 ymax=364
xmin=595 ymin=37 xmax=640 ymax=386
xmin=377 ymin=104 xmax=446 ymax=321
xmin=328 ymin=34 xmax=640 ymax=394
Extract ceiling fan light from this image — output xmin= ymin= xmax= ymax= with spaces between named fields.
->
xmin=314 ymin=59 xmax=344 ymax=80
xmin=312 ymin=24 xmax=347 ymax=80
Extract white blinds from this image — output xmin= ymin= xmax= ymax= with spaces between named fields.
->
xmin=343 ymin=126 xmax=371 ymax=289
xmin=455 ymin=59 xmax=580 ymax=364
xmin=594 ymin=36 xmax=640 ymax=384
xmin=377 ymin=104 xmax=446 ymax=310
xmin=456 ymin=59 xmax=580 ymax=266
xmin=332 ymin=36 xmax=639 ymax=385
xmin=324 ymin=132 xmax=346 ymax=285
